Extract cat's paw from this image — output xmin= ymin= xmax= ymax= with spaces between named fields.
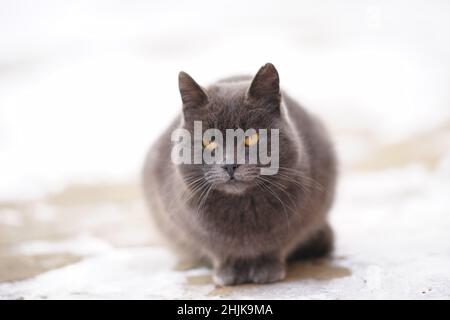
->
xmin=212 ymin=266 xmax=246 ymax=286
xmin=249 ymin=261 xmax=286 ymax=284
xmin=212 ymin=258 xmax=286 ymax=286
xmin=212 ymin=271 xmax=236 ymax=286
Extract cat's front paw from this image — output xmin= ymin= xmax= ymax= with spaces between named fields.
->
xmin=212 ymin=268 xmax=242 ymax=286
xmin=249 ymin=261 xmax=286 ymax=284
xmin=213 ymin=258 xmax=286 ymax=286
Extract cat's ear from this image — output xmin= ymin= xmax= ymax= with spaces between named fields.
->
xmin=178 ymin=71 xmax=208 ymax=110
xmin=247 ymin=63 xmax=280 ymax=105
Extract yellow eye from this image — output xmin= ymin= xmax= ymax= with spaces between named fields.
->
xmin=245 ymin=132 xmax=259 ymax=146
xmin=203 ymin=139 xmax=218 ymax=150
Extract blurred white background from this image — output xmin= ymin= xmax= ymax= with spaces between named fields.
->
xmin=1 ymin=0 xmax=449 ymax=200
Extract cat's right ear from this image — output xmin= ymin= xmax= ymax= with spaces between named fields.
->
xmin=247 ymin=63 xmax=280 ymax=106
xmin=178 ymin=71 xmax=208 ymax=111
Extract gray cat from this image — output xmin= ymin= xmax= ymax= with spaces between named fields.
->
xmin=142 ymin=63 xmax=337 ymax=285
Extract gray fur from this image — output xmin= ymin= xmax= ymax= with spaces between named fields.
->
xmin=142 ymin=63 xmax=337 ymax=285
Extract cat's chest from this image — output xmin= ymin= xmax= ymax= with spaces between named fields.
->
xmin=210 ymin=191 xmax=277 ymax=211
xmin=199 ymin=190 xmax=296 ymax=229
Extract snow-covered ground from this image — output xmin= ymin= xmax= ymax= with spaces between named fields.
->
xmin=1 ymin=0 xmax=450 ymax=299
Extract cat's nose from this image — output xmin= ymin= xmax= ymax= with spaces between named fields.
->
xmin=222 ymin=164 xmax=239 ymax=178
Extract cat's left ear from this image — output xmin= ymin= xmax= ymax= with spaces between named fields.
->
xmin=178 ymin=71 xmax=208 ymax=110
xmin=247 ymin=63 xmax=281 ymax=107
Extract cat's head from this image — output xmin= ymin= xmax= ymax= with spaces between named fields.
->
xmin=175 ymin=63 xmax=300 ymax=195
